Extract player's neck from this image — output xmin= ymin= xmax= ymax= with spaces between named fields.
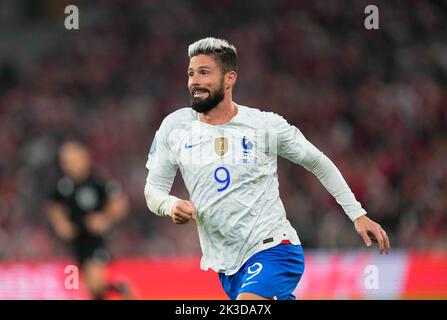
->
xmin=199 ymin=98 xmax=238 ymax=126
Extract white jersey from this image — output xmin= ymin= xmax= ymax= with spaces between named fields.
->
xmin=144 ymin=104 xmax=366 ymax=275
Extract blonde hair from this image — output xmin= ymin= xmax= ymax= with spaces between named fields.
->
xmin=188 ymin=37 xmax=238 ymax=73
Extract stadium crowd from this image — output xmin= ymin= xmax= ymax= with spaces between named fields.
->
xmin=0 ymin=0 xmax=446 ymax=260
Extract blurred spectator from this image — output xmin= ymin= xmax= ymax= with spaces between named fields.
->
xmin=46 ymin=140 xmax=131 ymax=299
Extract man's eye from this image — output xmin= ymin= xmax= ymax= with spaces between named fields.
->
xmin=200 ymin=70 xmax=208 ymax=75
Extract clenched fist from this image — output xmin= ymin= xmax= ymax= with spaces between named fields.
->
xmin=171 ymin=200 xmax=197 ymax=224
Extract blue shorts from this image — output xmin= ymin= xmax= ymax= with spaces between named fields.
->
xmin=218 ymin=243 xmax=305 ymax=300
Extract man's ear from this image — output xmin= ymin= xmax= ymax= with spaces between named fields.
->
xmin=225 ymin=71 xmax=237 ymax=89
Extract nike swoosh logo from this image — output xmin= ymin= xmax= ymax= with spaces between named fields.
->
xmin=184 ymin=142 xmax=201 ymax=149
xmin=241 ymin=281 xmax=258 ymax=288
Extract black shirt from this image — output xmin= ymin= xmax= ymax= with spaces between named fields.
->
xmin=51 ymin=174 xmax=110 ymax=243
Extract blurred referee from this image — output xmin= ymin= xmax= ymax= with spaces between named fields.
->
xmin=47 ymin=140 xmax=131 ymax=299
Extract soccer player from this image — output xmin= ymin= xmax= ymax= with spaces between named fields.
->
xmin=144 ymin=37 xmax=390 ymax=300
xmin=47 ymin=140 xmax=131 ymax=299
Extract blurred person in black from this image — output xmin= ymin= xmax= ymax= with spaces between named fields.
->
xmin=47 ymin=140 xmax=131 ymax=300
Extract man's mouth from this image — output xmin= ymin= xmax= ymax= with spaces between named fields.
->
xmin=192 ymin=88 xmax=209 ymax=99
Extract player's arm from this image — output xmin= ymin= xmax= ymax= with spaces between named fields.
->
xmin=84 ymin=184 xmax=129 ymax=235
xmin=298 ymin=141 xmax=390 ymax=254
xmin=46 ymin=202 xmax=78 ymax=241
xmin=144 ymin=124 xmax=196 ymax=224
xmin=270 ymin=113 xmax=390 ymax=254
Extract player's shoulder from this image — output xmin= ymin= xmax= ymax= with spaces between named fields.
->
xmin=238 ymin=104 xmax=288 ymax=127
xmin=164 ymin=107 xmax=196 ymax=123
xmin=160 ymin=107 xmax=196 ymax=129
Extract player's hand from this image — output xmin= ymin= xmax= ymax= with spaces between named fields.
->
xmin=354 ymin=215 xmax=390 ymax=254
xmin=56 ymin=221 xmax=78 ymax=242
xmin=85 ymin=213 xmax=111 ymax=235
xmin=171 ymin=200 xmax=197 ymax=224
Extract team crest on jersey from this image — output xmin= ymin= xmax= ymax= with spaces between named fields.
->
xmin=215 ymin=137 xmax=228 ymax=156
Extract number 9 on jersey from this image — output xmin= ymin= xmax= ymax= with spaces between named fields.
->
xmin=214 ymin=166 xmax=230 ymax=192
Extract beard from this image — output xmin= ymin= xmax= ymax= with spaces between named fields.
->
xmin=190 ymin=80 xmax=225 ymax=114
